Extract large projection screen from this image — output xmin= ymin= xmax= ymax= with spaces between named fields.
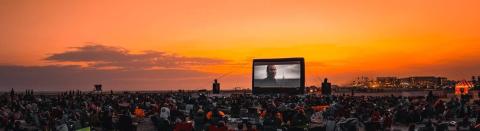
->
xmin=252 ymin=58 xmax=305 ymax=94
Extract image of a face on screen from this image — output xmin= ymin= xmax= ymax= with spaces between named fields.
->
xmin=253 ymin=61 xmax=301 ymax=88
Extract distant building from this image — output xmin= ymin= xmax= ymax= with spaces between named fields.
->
xmin=413 ymin=76 xmax=443 ymax=88
xmin=352 ymin=76 xmax=371 ymax=88
xmin=321 ymin=78 xmax=332 ymax=95
xmin=354 ymin=76 xmax=450 ymax=89
xmin=439 ymin=77 xmax=449 ymax=85
xmin=376 ymin=77 xmax=398 ymax=87
xmin=212 ymin=79 xmax=220 ymax=94
xmin=398 ymin=76 xmax=445 ymax=88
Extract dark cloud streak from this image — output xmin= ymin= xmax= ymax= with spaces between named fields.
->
xmin=45 ymin=44 xmax=225 ymax=69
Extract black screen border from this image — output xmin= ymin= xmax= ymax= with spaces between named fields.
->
xmin=252 ymin=57 xmax=305 ymax=94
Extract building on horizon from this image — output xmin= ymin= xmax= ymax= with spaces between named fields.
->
xmin=399 ymin=76 xmax=448 ymax=89
xmin=376 ymin=77 xmax=399 ymax=88
xmin=352 ymin=76 xmax=452 ymax=89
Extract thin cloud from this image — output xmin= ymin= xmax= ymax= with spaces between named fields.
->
xmin=45 ymin=44 xmax=225 ymax=70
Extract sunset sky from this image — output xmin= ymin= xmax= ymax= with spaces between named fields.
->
xmin=1 ymin=0 xmax=480 ymax=91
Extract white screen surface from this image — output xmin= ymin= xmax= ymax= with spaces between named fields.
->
xmin=253 ymin=61 xmax=301 ymax=88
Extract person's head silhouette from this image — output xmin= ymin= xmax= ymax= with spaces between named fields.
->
xmin=266 ymin=65 xmax=276 ymax=80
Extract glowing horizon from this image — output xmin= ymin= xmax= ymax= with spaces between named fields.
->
xmin=1 ymin=0 xmax=480 ymax=90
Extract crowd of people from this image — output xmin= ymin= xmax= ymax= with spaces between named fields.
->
xmin=0 ymin=89 xmax=479 ymax=131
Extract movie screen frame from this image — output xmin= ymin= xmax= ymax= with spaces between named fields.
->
xmin=252 ymin=58 xmax=305 ymax=94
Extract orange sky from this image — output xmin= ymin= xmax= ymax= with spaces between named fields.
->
xmin=1 ymin=0 xmax=480 ymax=90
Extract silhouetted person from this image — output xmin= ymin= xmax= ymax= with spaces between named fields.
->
xmin=118 ymin=110 xmax=134 ymax=131
xmin=10 ymin=88 xmax=14 ymax=97
xmin=422 ymin=120 xmax=434 ymax=131
xmin=193 ymin=109 xmax=206 ymax=131
xmin=237 ymin=123 xmax=244 ymax=131
xmin=408 ymin=124 xmax=416 ymax=131
xmin=102 ymin=109 xmax=113 ymax=130
xmin=426 ymin=90 xmax=435 ymax=103
xmin=322 ymin=78 xmax=332 ymax=95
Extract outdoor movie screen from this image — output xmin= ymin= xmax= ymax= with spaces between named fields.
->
xmin=253 ymin=61 xmax=302 ymax=88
